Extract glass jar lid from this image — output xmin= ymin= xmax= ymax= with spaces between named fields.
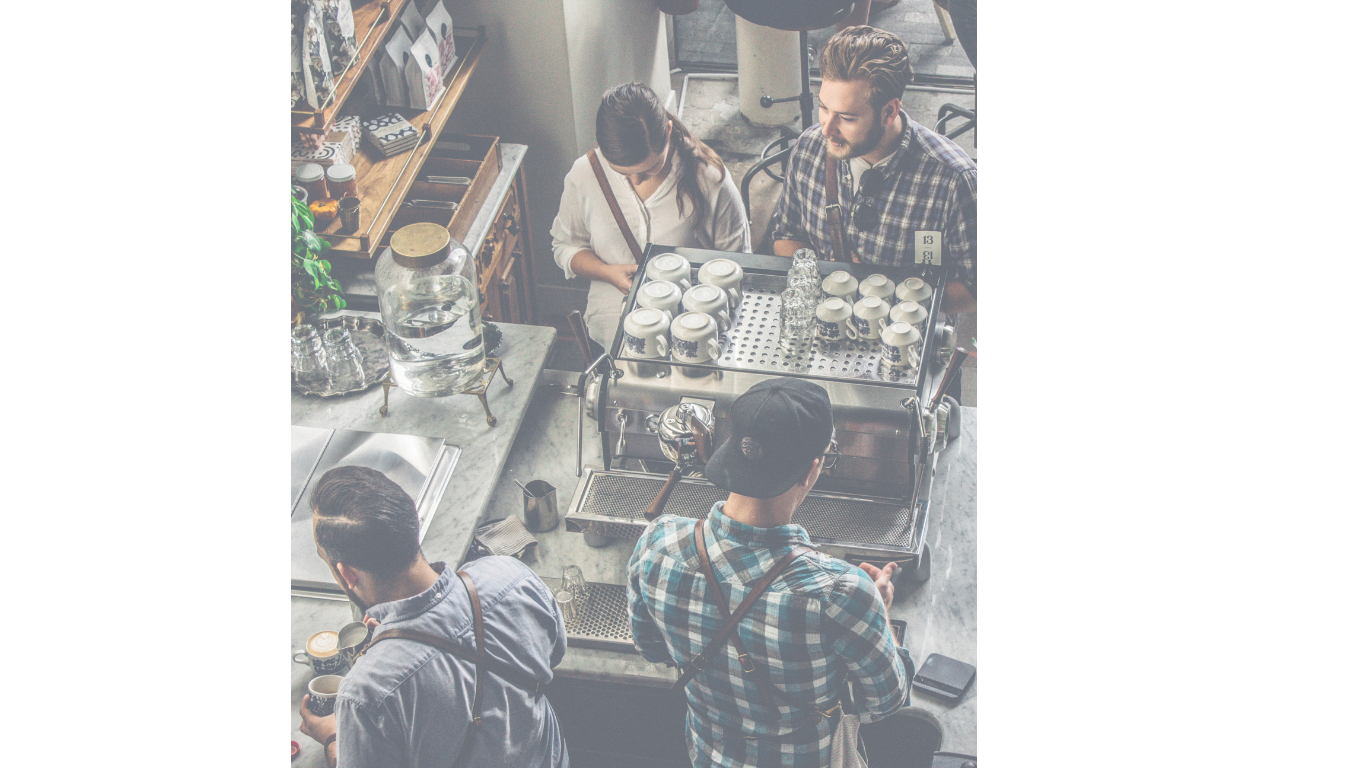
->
xmin=326 ymin=163 xmax=356 ymax=183
xmin=390 ymin=222 xmax=451 ymax=268
xmin=295 ymin=163 xmax=325 ymax=183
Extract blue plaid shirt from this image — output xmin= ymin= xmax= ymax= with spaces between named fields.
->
xmin=769 ymin=112 xmax=978 ymax=296
xmin=628 ymin=503 xmax=911 ymax=768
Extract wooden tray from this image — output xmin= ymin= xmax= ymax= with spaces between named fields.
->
xmin=400 ymin=134 xmax=502 ymax=245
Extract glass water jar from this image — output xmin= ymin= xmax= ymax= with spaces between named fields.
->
xmin=376 ymin=223 xmax=485 ymax=396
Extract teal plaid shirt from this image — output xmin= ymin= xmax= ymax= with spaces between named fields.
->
xmin=627 ymin=503 xmax=911 ymax=768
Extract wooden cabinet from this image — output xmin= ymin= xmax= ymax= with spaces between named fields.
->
xmin=478 ymin=166 xmax=537 ymax=325
xmin=294 ymin=0 xmax=487 ymax=261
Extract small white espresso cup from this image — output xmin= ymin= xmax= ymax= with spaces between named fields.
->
xmin=670 ymin=311 xmax=721 ymax=363
xmin=623 ymin=307 xmax=671 ymax=359
xmin=821 ymin=270 xmax=859 ymax=302
xmin=698 ymin=258 xmax=744 ymax=308
xmin=814 ymin=297 xmax=857 ymax=342
xmin=645 ymin=253 xmax=691 ymax=293
xmin=895 ymin=277 xmax=932 ymax=304
xmin=636 ymin=279 xmax=683 ymax=321
xmin=858 ymin=273 xmax=896 ymax=303
xmin=889 ymin=300 xmax=929 ymax=328
xmin=850 ymin=296 xmax=891 ymax=341
xmin=879 ymin=321 xmax=922 ymax=367
xmin=682 ymin=284 xmax=731 ymax=333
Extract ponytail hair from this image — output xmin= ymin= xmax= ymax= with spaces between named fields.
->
xmin=596 ymin=82 xmax=726 ymax=218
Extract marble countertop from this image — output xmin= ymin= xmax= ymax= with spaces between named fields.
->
xmin=290 ymin=319 xmax=554 ymax=767
xmin=486 ymin=382 xmax=979 ymax=753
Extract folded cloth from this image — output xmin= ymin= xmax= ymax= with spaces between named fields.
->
xmin=472 ymin=515 xmax=538 ymax=559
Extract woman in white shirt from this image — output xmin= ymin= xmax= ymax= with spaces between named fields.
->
xmin=551 ymin=82 xmax=751 ymax=350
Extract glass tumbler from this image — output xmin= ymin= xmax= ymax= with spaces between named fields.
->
xmin=562 ymin=565 xmax=588 ymax=604
xmin=291 ymin=325 xmax=328 ymax=391
xmin=787 ymin=267 xmax=819 ymax=299
xmin=555 ymin=589 xmax=579 ymax=624
xmin=322 ymin=327 xmax=367 ymax=392
xmin=780 ymin=288 xmax=815 ymax=350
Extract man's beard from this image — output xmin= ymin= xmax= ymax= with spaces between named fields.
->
xmin=827 ymin=119 xmax=885 ymax=160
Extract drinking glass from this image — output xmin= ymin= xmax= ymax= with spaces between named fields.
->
xmin=291 ymin=325 xmax=328 ymax=391
xmin=787 ymin=268 xmax=819 ymax=298
xmin=780 ymin=288 xmax=815 ymax=350
xmin=555 ymin=589 xmax=579 ymax=624
xmin=561 ymin=565 xmax=588 ymax=603
xmin=322 ymin=327 xmax=367 ymax=392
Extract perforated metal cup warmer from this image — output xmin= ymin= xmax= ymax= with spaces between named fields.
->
xmin=564 ymin=246 xmax=969 ymax=584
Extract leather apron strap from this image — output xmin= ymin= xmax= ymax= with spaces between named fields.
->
xmin=587 ymin=149 xmax=646 ymax=265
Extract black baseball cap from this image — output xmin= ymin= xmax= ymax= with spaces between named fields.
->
xmin=703 ymin=378 xmax=835 ymax=499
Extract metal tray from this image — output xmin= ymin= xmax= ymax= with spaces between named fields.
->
xmin=542 ymin=577 xmax=635 ymax=652
xmin=684 ymin=273 xmax=921 ymax=384
xmin=292 ymin=314 xmax=390 ymax=397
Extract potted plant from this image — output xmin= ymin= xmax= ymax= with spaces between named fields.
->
xmin=292 ymin=192 xmax=346 ymax=323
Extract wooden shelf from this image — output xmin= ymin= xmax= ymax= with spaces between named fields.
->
xmin=291 ymin=0 xmax=409 ymax=134
xmin=314 ymin=29 xmax=487 ymax=260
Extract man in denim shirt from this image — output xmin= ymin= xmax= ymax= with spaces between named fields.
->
xmin=297 ymin=466 xmax=569 ymax=768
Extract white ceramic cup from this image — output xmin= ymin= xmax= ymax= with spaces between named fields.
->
xmin=859 ymin=273 xmax=896 ymax=303
xmin=636 ymin=279 xmax=683 ymax=322
xmin=814 ymin=297 xmax=857 ymax=342
xmin=821 ymin=270 xmax=860 ymax=302
xmin=682 ymin=284 xmax=731 ymax=333
xmin=698 ymin=258 xmax=744 ymax=308
xmin=669 ymin=311 xmax=721 ymax=363
xmin=645 ymin=253 xmax=691 ymax=293
xmin=895 ymin=277 xmax=932 ymax=304
xmin=889 ymin=300 xmax=929 ymax=328
xmin=851 ymin=296 xmax=891 ymax=341
xmin=878 ymin=321 xmax=922 ymax=368
xmin=623 ymin=307 xmax=671 ymax=359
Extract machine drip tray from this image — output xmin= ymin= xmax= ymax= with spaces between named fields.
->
xmin=563 ymin=469 xmax=920 ymax=561
xmin=543 ymin=579 xmax=636 ymax=652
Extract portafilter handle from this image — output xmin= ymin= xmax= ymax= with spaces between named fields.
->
xmin=567 ymin=310 xmax=594 ymax=364
xmin=644 ymin=465 xmax=682 ymax=521
xmin=930 ymin=347 xmax=970 ymax=410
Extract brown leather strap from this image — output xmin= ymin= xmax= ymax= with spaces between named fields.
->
xmin=672 ymin=519 xmax=822 ymax=718
xmin=824 ymin=154 xmax=848 ymax=263
xmin=457 ymin=571 xmax=485 ymax=725
xmin=586 ymin=149 xmax=646 ymax=265
xmin=363 ymin=576 xmax=545 ymax=695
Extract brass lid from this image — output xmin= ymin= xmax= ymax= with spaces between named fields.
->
xmin=390 ymin=222 xmax=451 ymax=269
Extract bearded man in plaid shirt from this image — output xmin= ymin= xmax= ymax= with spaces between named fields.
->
xmin=770 ymin=25 xmax=978 ymax=315
xmin=628 ymin=379 xmax=911 ymax=767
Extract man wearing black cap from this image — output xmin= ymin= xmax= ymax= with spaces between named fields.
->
xmin=627 ymin=378 xmax=911 ymax=768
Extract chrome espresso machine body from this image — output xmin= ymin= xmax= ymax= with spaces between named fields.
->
xmin=566 ymin=246 xmax=964 ymax=581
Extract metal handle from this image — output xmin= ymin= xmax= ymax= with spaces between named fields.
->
xmin=613 ymin=412 xmax=628 ymax=469
xmin=644 ymin=466 xmax=682 ymax=521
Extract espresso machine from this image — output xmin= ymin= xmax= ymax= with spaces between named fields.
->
xmin=564 ymin=246 xmax=966 ymax=583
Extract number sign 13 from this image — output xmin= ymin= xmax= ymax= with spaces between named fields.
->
xmin=914 ymin=231 xmax=942 ymax=266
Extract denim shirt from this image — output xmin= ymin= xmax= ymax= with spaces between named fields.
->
xmin=335 ymin=557 xmax=569 ymax=768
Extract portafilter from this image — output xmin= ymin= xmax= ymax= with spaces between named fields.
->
xmin=644 ymin=402 xmax=714 ymax=520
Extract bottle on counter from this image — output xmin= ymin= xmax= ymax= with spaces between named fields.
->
xmin=375 ymin=222 xmax=485 ymax=396
xmin=295 ymin=163 xmax=328 ymax=203
xmin=326 ymin=163 xmax=358 ymax=199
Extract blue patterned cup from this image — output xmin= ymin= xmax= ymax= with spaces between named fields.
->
xmin=669 ymin=312 xmax=720 ymax=363
xmin=306 ymin=674 xmax=344 ymax=716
